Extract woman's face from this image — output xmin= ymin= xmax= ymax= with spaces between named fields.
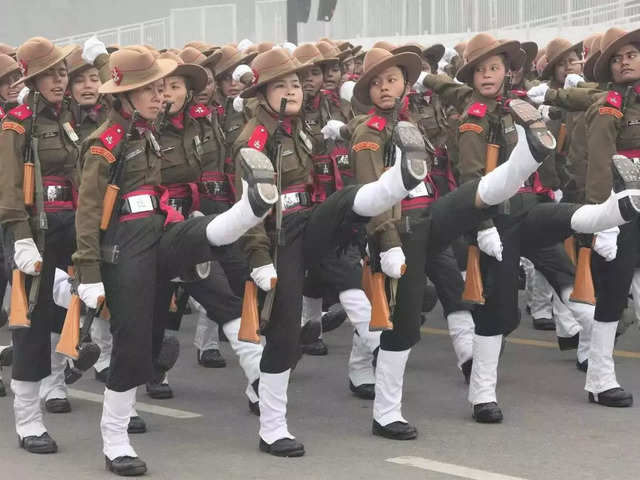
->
xmin=34 ymin=60 xmax=68 ymax=104
xmin=126 ymin=79 xmax=165 ymax=120
xmin=163 ymin=75 xmax=188 ymax=114
xmin=354 ymin=57 xmax=364 ymax=76
xmin=554 ymin=50 xmax=582 ymax=84
xmin=0 ymin=71 xmax=22 ymax=103
xmin=322 ymin=61 xmax=341 ymax=90
xmin=219 ymin=71 xmax=243 ymax=98
xmin=369 ymin=65 xmax=407 ymax=110
xmin=611 ymin=44 xmax=640 ymax=84
xmin=70 ymin=67 xmax=101 ymax=106
xmin=265 ymin=72 xmax=303 ymax=116
xmin=472 ymin=55 xmax=506 ymax=98
xmin=195 ymin=67 xmax=215 ymax=104
xmin=511 ymin=65 xmax=524 ymax=86
xmin=300 ymin=65 xmax=323 ymax=97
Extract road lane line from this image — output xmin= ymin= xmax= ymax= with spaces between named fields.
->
xmin=68 ymin=388 xmax=202 ymax=419
xmin=386 ymin=456 xmax=527 ymax=480
xmin=420 ymin=327 xmax=640 ymax=359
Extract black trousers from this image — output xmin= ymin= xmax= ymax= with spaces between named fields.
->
xmin=102 ymin=213 xmax=227 ymax=392
xmin=260 ymin=186 xmax=366 ymax=373
xmin=6 ymin=211 xmax=76 ymax=381
xmin=592 ymin=219 xmax=640 ymax=323
xmin=302 ymin=243 xmax=362 ymax=299
xmin=473 ymin=194 xmax=580 ymax=336
xmin=381 ymin=179 xmax=492 ymax=351
xmin=425 ymin=246 xmax=471 ymax=317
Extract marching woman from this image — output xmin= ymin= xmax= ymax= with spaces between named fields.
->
xmin=72 ymin=46 xmax=278 ymax=476
xmin=0 ymin=37 xmax=80 ymax=454
xmin=232 ymin=47 xmax=430 ymax=457
xmin=349 ymin=44 xmax=640 ymax=438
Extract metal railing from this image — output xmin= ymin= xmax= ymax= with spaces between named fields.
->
xmin=53 ymin=17 xmax=169 ymax=48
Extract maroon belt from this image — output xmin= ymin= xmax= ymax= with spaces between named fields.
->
xmin=42 ymin=176 xmax=76 ymax=213
xmin=199 ymin=170 xmax=234 ymax=204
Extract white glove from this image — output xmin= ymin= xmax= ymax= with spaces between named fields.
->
xmin=232 ymin=64 xmax=253 ymax=83
xmin=340 ymin=80 xmax=355 ymax=102
xmin=527 ymin=83 xmax=549 ymax=105
xmin=14 ymin=238 xmax=42 ymax=275
xmin=52 ymin=268 xmax=72 ymax=309
xmin=17 ymin=86 xmax=30 ymax=105
xmin=251 ymin=264 xmax=277 ymax=292
xmin=593 ymin=227 xmax=619 ymax=262
xmin=281 ymin=42 xmax=297 ymax=55
xmin=81 ymin=36 xmax=108 ymax=65
xmin=321 ymin=119 xmax=345 ymax=140
xmin=237 ymin=38 xmax=254 ymax=52
xmin=564 ymin=73 xmax=584 ymax=89
xmin=552 ymin=189 xmax=563 ymax=203
xmin=380 ymin=247 xmax=406 ymax=279
xmin=477 ymin=227 xmax=503 ymax=261
xmin=538 ymin=104 xmax=551 ymax=122
xmin=78 ymin=282 xmax=105 ymax=309
xmin=442 ymin=47 xmax=457 ymax=63
xmin=413 ymin=71 xmax=428 ymax=94
xmin=233 ymin=96 xmax=244 ymax=113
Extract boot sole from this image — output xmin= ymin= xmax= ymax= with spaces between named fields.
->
xmin=239 ymin=148 xmax=279 ymax=217
xmin=395 ymin=121 xmax=428 ymax=190
xmin=588 ymin=393 xmax=633 ymax=407
xmin=508 ymin=98 xmax=556 ymax=153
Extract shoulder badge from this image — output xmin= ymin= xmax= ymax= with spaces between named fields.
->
xmin=248 ymin=125 xmax=268 ymax=151
xmin=100 ymin=123 xmax=125 ymax=151
xmin=366 ymin=115 xmax=387 ymax=132
xmin=2 ymin=121 xmax=25 ymax=134
xmin=605 ymin=91 xmax=622 ymax=109
xmin=599 ymin=106 xmax=623 ymax=119
xmin=459 ymin=123 xmax=484 ymax=134
xmin=353 ymin=141 xmax=380 ymax=152
xmin=468 ymin=102 xmax=487 ymax=118
xmin=90 ymin=145 xmax=117 ymax=164
xmin=190 ymin=103 xmax=211 ymax=119
xmin=8 ymin=104 xmax=32 ymax=121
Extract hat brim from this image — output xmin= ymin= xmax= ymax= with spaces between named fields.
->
xmin=99 ymin=58 xmax=177 ymax=94
xmin=240 ymin=60 xmax=310 ymax=99
xmin=392 ymin=45 xmax=423 ymax=57
xmin=520 ymin=42 xmax=538 ymax=63
xmin=584 ymin=50 xmax=601 ymax=82
xmin=170 ymin=63 xmax=208 ymax=93
xmin=594 ymin=28 xmax=640 ymax=82
xmin=12 ymin=44 xmax=75 ymax=87
xmin=541 ymin=40 xmax=583 ymax=80
xmin=200 ymin=49 xmax=223 ymax=69
xmin=353 ymin=51 xmax=422 ymax=105
xmin=0 ymin=64 xmax=20 ymax=82
xmin=215 ymin=51 xmax=258 ymax=79
xmin=456 ymin=40 xmax=521 ymax=84
xmin=422 ymin=44 xmax=445 ymax=64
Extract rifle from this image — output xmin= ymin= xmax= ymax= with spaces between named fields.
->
xmin=100 ymin=111 xmax=139 ymax=231
xmin=154 ymin=101 xmax=173 ymax=133
xmin=569 ymin=234 xmax=595 ymax=305
xmin=461 ymin=117 xmax=500 ymax=305
xmin=258 ymin=97 xmax=288 ymax=333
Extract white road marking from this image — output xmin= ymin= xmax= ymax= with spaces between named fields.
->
xmin=386 ymin=456 xmax=528 ymax=480
xmin=68 ymin=388 xmax=202 ymax=419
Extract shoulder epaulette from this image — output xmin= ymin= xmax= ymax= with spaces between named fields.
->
xmin=190 ymin=103 xmax=211 ymax=119
xmin=89 ymin=145 xmax=117 ymax=164
xmin=467 ymin=102 xmax=487 ymax=118
xmin=366 ymin=115 xmax=386 ymax=132
xmin=248 ymin=125 xmax=268 ymax=151
xmin=8 ymin=104 xmax=32 ymax=121
xmin=2 ymin=120 xmax=25 ymax=134
xmin=605 ymin=91 xmax=622 ymax=109
xmin=99 ymin=123 xmax=125 ymax=151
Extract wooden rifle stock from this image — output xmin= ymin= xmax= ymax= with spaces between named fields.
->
xmin=570 ymin=243 xmax=596 ymax=305
xmin=239 ymin=281 xmax=261 ymax=344
xmin=462 ymin=142 xmax=499 ymax=304
xmin=362 ymin=260 xmax=393 ymax=332
xmin=556 ymin=123 xmax=567 ymax=154
xmin=564 ymin=236 xmax=577 ymax=266
xmin=56 ymin=294 xmax=82 ymax=359
xmin=9 ymin=269 xmax=30 ymax=329
xmin=100 ymin=184 xmax=120 ymax=231
xmin=23 ymin=162 xmax=35 ymax=206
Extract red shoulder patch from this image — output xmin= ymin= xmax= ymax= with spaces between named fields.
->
xmin=189 ymin=103 xmax=211 ymax=119
xmin=0 ymin=106 xmax=5 ymax=120
xmin=8 ymin=104 xmax=32 ymax=121
xmin=367 ymin=115 xmax=387 ymax=132
xmin=100 ymin=123 xmax=125 ymax=151
xmin=468 ymin=102 xmax=487 ymax=118
xmin=605 ymin=91 xmax=622 ymax=109
xmin=248 ymin=125 xmax=268 ymax=151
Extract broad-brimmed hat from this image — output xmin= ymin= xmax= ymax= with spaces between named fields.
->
xmin=454 ymin=42 xmax=466 ymax=57
xmin=316 ymin=41 xmax=341 ymax=63
xmin=594 ymin=27 xmax=640 ymax=83
xmin=293 ymin=43 xmax=331 ymax=66
xmin=0 ymin=43 xmax=16 ymax=57
xmin=541 ymin=37 xmax=583 ymax=80
xmin=391 ymin=43 xmax=422 ymax=57
xmin=520 ymin=41 xmax=538 ymax=64
xmin=240 ymin=47 xmax=309 ymax=99
xmin=67 ymin=46 xmax=95 ymax=76
xmin=422 ymin=44 xmax=445 ymax=64
xmin=582 ymin=33 xmax=603 ymax=82
xmin=214 ymin=45 xmax=258 ymax=79
xmin=372 ymin=40 xmax=397 ymax=52
xmin=184 ymin=41 xmax=218 ymax=56
xmin=179 ymin=46 xmax=222 ymax=70
xmin=353 ymin=47 xmax=422 ymax=105
xmin=456 ymin=33 xmax=521 ymax=84
xmin=0 ymin=53 xmax=21 ymax=82
xmin=256 ymin=42 xmax=275 ymax=54
xmin=99 ymin=45 xmax=177 ymax=94
xmin=12 ymin=37 xmax=75 ymax=87
xmin=158 ymin=51 xmax=208 ymax=93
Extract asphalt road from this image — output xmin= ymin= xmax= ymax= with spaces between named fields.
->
xmin=1 ymin=295 xmax=639 ymax=480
